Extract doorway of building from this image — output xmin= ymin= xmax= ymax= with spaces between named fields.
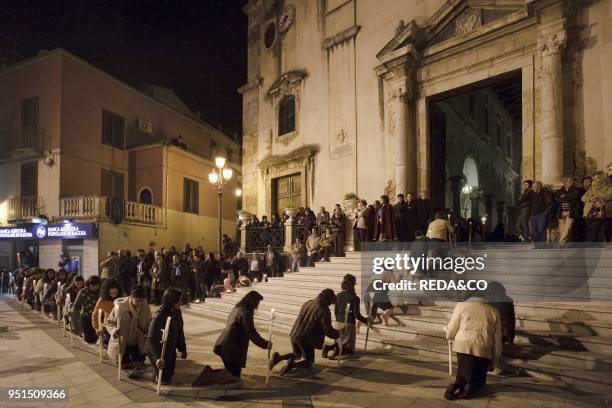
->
xmin=272 ymin=173 xmax=301 ymax=216
xmin=428 ymin=71 xmax=522 ymax=229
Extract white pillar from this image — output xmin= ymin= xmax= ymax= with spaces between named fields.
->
xmin=393 ymin=86 xmax=416 ymax=196
xmin=538 ymin=29 xmax=566 ymax=186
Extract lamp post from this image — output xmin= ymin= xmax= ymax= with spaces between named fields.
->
xmin=208 ymin=156 xmax=233 ymax=253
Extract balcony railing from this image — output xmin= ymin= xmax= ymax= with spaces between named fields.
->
xmin=61 ymin=196 xmax=108 ymax=219
xmin=59 ymin=196 xmax=164 ymax=226
xmin=124 ymin=201 xmax=164 ymax=225
xmin=10 ymin=126 xmax=42 ymax=154
xmin=7 ymin=196 xmax=46 ymax=221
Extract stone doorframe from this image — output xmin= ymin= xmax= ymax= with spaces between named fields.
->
xmin=375 ymin=0 xmax=569 ymax=193
xmin=258 ymin=145 xmax=318 ymax=216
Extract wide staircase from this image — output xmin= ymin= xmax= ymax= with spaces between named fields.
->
xmin=188 ymin=245 xmax=612 ymax=395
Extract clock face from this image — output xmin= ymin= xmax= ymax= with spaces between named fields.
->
xmin=279 ymin=7 xmax=294 ymax=33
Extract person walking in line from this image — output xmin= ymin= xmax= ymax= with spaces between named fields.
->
xmin=145 ymin=287 xmax=187 ymax=385
xmin=322 ymin=274 xmax=369 ymax=359
xmin=211 ymin=291 xmax=271 ymax=382
xmin=106 ymin=285 xmax=151 ymax=379
xmin=73 ymin=276 xmax=102 ymax=344
xmin=269 ymin=289 xmax=340 ymax=376
xmin=444 ymin=291 xmax=502 ymax=400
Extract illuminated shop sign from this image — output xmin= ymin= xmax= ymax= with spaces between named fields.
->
xmin=0 ymin=223 xmax=95 ymax=240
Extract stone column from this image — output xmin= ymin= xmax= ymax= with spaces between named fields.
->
xmin=283 ymin=217 xmax=296 ymax=254
xmin=449 ymin=176 xmax=463 ymax=214
xmin=538 ymin=27 xmax=566 ymax=186
xmin=239 ymin=222 xmax=248 ymax=253
xmin=392 ymin=86 xmax=416 ymax=196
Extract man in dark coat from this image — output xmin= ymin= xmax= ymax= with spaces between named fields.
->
xmin=394 ymin=194 xmax=410 ymax=242
xmin=269 ymin=289 xmax=339 ymax=375
xmin=135 ymin=250 xmax=152 ymax=302
xmin=555 ymin=176 xmax=583 ymax=243
xmin=378 ymin=195 xmax=396 ymax=241
xmin=169 ymin=255 xmax=189 ymax=304
xmin=515 ymin=180 xmax=533 ymax=241
xmin=416 ymin=191 xmax=432 ymax=233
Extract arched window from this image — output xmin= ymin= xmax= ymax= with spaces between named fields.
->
xmin=278 ymin=96 xmax=296 ymax=136
xmin=139 ymin=188 xmax=152 ymax=205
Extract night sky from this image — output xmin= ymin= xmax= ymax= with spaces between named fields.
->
xmin=1 ymin=0 xmax=248 ymax=139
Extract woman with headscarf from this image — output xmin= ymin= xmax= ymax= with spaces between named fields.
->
xmin=210 ymin=291 xmax=270 ymax=381
xmin=73 ymin=275 xmax=101 ymax=343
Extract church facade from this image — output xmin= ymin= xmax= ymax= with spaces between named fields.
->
xmin=240 ymin=0 xmax=612 ymax=226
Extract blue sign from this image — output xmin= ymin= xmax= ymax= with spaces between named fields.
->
xmin=0 ymin=223 xmax=95 ymax=240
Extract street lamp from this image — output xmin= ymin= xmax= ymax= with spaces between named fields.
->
xmin=209 ymin=156 xmax=233 ymax=253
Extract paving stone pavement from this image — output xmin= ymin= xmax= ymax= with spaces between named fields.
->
xmin=1 ymin=295 xmax=611 ymax=408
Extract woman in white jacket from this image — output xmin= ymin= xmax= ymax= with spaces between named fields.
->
xmin=105 ymin=285 xmax=151 ymax=379
xmin=444 ymin=293 xmax=502 ymax=400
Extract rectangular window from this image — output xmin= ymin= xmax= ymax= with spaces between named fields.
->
xmin=101 ymin=169 xmax=124 ymax=198
xmin=21 ymin=97 xmax=39 ymax=127
xmin=20 ymin=161 xmax=38 ymax=197
xmin=102 ymin=109 xmax=125 ymax=149
xmin=183 ymin=178 xmax=199 ymax=214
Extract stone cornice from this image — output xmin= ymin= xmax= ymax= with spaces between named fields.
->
xmin=323 ymin=25 xmax=361 ymax=50
xmin=237 ymin=78 xmax=262 ymax=95
xmin=258 ymin=145 xmax=319 ymax=170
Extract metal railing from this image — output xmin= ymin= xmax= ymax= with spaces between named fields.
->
xmin=11 ymin=126 xmax=42 ymax=153
xmin=7 ymin=196 xmax=46 ymax=221
xmin=124 ymin=201 xmax=163 ymax=225
xmin=245 ymin=225 xmax=285 ymax=252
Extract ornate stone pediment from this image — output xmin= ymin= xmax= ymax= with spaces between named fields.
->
xmin=267 ymin=70 xmax=307 ymax=96
xmin=375 ymin=0 xmax=527 ymax=62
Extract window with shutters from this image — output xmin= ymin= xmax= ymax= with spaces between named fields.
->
xmin=20 ymin=161 xmax=38 ymax=197
xmin=101 ymin=169 xmax=124 ymax=198
xmin=102 ymin=109 xmax=125 ymax=149
xmin=183 ymin=178 xmax=199 ymax=214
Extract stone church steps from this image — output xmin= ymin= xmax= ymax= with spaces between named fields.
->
xmin=193 ymin=246 xmax=612 ymax=395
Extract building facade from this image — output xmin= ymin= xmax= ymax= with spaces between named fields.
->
xmin=240 ymin=0 xmax=612 ymax=228
xmin=0 ymin=49 xmax=241 ymax=275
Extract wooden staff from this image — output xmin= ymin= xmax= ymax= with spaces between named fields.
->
xmin=338 ymin=303 xmax=350 ymax=368
xmin=21 ymin=283 xmax=26 ymax=310
xmin=448 ymin=340 xmax=453 ymax=375
xmin=41 ymin=282 xmax=48 ymax=317
xmin=266 ymin=308 xmax=276 ymax=385
xmin=56 ymin=282 xmax=62 ymax=327
xmin=117 ymin=311 xmax=122 ymax=381
xmin=364 ymin=302 xmax=374 ymax=352
xmin=157 ymin=316 xmax=172 ymax=396
xmin=98 ymin=310 xmax=104 ymax=364
xmin=64 ymin=294 xmax=73 ymax=345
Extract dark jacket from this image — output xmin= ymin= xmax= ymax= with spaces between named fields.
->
xmin=213 ymin=305 xmax=268 ymax=368
xmin=335 ymin=290 xmax=368 ymax=325
xmin=136 ymin=257 xmax=152 ymax=286
xmin=517 ymin=189 xmax=533 ymax=210
xmin=150 ymin=262 xmax=170 ymax=291
xmin=554 ymin=186 xmax=582 ymax=219
xmin=169 ymin=262 xmax=188 ymax=287
xmin=490 ymin=298 xmax=516 ymax=344
xmin=145 ymin=305 xmax=187 ymax=361
xmin=73 ymin=287 xmax=99 ymax=315
xmin=290 ymin=298 xmax=339 ymax=349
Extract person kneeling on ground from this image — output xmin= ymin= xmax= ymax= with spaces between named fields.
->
xmin=322 ymin=274 xmax=369 ymax=359
xmin=92 ymin=278 xmax=122 ymax=347
xmin=73 ymin=275 xmax=101 ymax=344
xmin=145 ymin=287 xmax=187 ymax=385
xmin=106 ymin=285 xmax=152 ymax=379
xmin=444 ymin=290 xmax=502 ymax=400
xmin=194 ymin=291 xmax=271 ymax=385
xmin=269 ymin=289 xmax=340 ymax=376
